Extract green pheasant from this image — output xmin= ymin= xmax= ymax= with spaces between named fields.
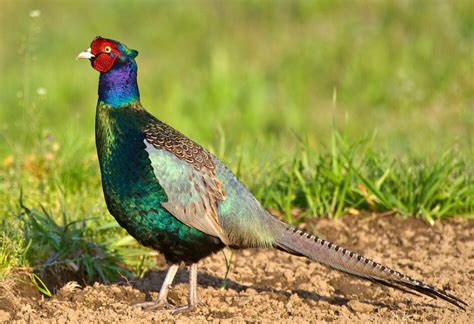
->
xmin=77 ymin=37 xmax=466 ymax=312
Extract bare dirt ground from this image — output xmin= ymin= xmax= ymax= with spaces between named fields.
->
xmin=1 ymin=214 xmax=472 ymax=323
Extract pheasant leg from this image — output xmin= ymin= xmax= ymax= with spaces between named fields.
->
xmin=134 ymin=263 xmax=179 ymax=310
xmin=172 ymin=263 xmax=198 ymax=313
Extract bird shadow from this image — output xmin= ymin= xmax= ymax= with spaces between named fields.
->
xmin=126 ymin=268 xmax=402 ymax=310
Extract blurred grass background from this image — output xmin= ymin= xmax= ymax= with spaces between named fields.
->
xmin=1 ymin=1 xmax=472 ymax=157
xmin=0 ymin=0 xmax=472 ymax=283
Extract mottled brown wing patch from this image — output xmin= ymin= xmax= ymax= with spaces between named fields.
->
xmin=144 ymin=122 xmax=216 ymax=172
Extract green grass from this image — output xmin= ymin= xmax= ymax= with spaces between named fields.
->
xmin=257 ymin=129 xmax=472 ymax=223
xmin=0 ymin=1 xmax=472 ymax=289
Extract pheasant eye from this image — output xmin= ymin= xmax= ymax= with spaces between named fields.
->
xmin=104 ymin=46 xmax=112 ymax=53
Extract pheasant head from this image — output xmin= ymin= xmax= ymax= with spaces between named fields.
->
xmin=78 ymin=37 xmax=140 ymax=107
xmin=77 ymin=36 xmax=138 ymax=73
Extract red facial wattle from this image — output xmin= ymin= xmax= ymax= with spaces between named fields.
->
xmin=92 ymin=53 xmax=118 ymax=72
xmin=90 ymin=38 xmax=121 ymax=73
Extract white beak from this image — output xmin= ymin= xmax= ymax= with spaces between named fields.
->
xmin=76 ymin=48 xmax=95 ymax=60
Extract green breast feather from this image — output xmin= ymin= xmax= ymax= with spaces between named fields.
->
xmin=95 ymin=102 xmax=224 ymax=263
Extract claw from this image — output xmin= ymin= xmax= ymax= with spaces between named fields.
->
xmin=133 ymin=264 xmax=179 ymax=311
xmin=133 ymin=299 xmax=196 ymax=313
xmin=171 ymin=304 xmax=195 ymax=314
xmin=133 ymin=299 xmax=172 ymax=311
xmin=133 ymin=263 xmax=199 ymax=313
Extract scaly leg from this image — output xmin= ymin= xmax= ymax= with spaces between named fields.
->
xmin=134 ymin=264 xmax=179 ymax=310
xmin=173 ymin=263 xmax=198 ymax=313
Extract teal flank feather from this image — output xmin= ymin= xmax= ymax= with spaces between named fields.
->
xmin=79 ymin=37 xmax=467 ymax=311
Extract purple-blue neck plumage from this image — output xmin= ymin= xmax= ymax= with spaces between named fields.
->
xmin=98 ymin=58 xmax=140 ymax=107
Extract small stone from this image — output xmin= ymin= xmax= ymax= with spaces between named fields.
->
xmin=66 ymin=310 xmax=79 ymax=322
xmin=244 ymin=288 xmax=257 ymax=295
xmin=110 ymin=286 xmax=122 ymax=294
xmin=347 ymin=300 xmax=375 ymax=313
xmin=0 ymin=310 xmax=10 ymax=322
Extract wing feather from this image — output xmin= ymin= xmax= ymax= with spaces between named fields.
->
xmin=143 ymin=122 xmax=229 ymax=244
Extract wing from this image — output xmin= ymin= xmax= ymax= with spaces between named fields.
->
xmin=143 ymin=121 xmax=230 ymax=244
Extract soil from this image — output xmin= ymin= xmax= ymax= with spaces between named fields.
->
xmin=1 ymin=214 xmax=472 ymax=323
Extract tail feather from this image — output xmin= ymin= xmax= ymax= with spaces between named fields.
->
xmin=275 ymin=225 xmax=467 ymax=310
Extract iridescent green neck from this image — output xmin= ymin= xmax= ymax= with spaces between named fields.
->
xmin=98 ymin=59 xmax=140 ymax=107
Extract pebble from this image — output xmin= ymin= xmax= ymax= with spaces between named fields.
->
xmin=347 ymin=300 xmax=375 ymax=313
xmin=0 ymin=310 xmax=10 ymax=322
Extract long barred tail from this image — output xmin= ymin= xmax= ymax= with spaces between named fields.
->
xmin=275 ymin=225 xmax=467 ymax=310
